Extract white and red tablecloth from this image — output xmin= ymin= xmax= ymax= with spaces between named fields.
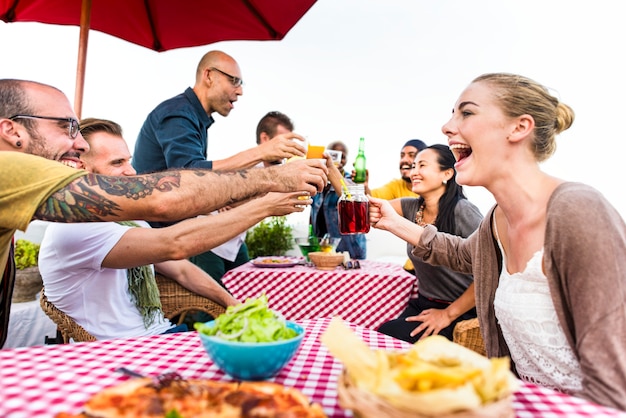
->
xmin=222 ymin=259 xmax=417 ymax=329
xmin=2 ymin=318 xmax=624 ymax=418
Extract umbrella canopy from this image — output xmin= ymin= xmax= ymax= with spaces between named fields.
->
xmin=1 ymin=0 xmax=317 ymax=117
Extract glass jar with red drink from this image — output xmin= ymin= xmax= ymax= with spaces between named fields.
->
xmin=338 ymin=185 xmax=370 ymax=234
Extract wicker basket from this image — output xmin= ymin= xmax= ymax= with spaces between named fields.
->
xmin=337 ymin=371 xmax=514 ymax=418
xmin=453 ymin=318 xmax=486 ymax=356
xmin=308 ymin=252 xmax=344 ymax=270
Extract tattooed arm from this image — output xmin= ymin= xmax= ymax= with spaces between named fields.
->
xmin=34 ymin=159 xmax=328 ymax=223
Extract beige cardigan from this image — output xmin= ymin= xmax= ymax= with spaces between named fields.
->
xmin=413 ymin=182 xmax=626 ymax=411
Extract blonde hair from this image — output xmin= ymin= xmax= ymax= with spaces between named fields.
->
xmin=473 ymin=73 xmax=575 ymax=162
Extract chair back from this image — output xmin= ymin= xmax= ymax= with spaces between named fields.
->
xmin=39 ymin=289 xmax=96 ymax=343
xmin=39 ymin=275 xmax=227 ymax=343
xmin=155 ymin=273 xmax=226 ymax=324
xmin=452 ymin=318 xmax=487 ymax=356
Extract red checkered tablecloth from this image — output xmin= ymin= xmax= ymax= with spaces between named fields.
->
xmin=222 ymin=259 xmax=417 ymax=329
xmin=1 ymin=318 xmax=624 ymax=418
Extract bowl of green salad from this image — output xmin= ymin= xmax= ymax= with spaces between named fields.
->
xmin=195 ymin=295 xmax=304 ymax=381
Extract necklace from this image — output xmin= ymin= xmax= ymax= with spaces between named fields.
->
xmin=415 ymin=203 xmax=436 ymax=227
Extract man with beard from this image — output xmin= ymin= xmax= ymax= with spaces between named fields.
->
xmin=363 ymin=139 xmax=428 ymax=199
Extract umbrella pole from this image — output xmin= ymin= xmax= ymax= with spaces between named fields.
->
xmin=74 ymin=0 xmax=92 ymax=120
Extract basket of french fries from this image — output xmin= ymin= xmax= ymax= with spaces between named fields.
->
xmin=321 ymin=318 xmax=518 ymax=418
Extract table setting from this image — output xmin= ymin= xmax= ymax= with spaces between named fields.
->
xmin=1 ymin=317 xmax=624 ymax=417
xmin=222 ymin=257 xmax=417 ymax=329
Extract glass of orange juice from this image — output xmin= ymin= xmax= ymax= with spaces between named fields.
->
xmin=306 ymin=145 xmax=325 ymax=159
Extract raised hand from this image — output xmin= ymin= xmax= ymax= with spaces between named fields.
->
xmin=257 ymin=191 xmax=313 ymax=216
xmin=368 ymin=196 xmax=400 ymax=231
xmin=258 ymin=132 xmax=307 ymax=162
xmin=269 ymin=159 xmax=328 ymax=196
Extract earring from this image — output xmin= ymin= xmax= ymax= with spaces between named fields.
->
xmin=442 ymin=179 xmax=447 ymax=185
xmin=16 ymin=141 xmax=22 ymax=148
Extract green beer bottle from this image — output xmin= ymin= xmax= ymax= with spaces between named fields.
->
xmin=353 ymin=137 xmax=367 ymax=183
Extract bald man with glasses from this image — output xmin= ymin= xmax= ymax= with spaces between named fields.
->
xmin=133 ymin=50 xmax=308 ymax=173
xmin=132 ymin=50 xmax=314 ymax=285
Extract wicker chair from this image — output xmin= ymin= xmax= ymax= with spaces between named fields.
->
xmin=154 ymin=273 xmax=226 ymax=325
xmin=40 ymin=289 xmax=96 ymax=343
xmin=452 ymin=318 xmax=486 ymax=356
xmin=40 ymin=275 xmax=226 ymax=343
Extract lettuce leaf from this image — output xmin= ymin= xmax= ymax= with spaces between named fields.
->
xmin=194 ymin=295 xmax=297 ymax=342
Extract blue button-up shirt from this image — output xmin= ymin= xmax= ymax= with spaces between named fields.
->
xmin=133 ymin=87 xmax=215 ymax=173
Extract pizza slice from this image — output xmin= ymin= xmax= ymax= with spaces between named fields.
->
xmin=55 ymin=378 xmax=327 ymax=418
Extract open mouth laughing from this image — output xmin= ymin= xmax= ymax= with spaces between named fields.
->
xmin=60 ymin=157 xmax=84 ymax=170
xmin=449 ymin=143 xmax=472 ymax=163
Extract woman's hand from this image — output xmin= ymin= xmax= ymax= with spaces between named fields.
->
xmin=368 ymin=196 xmax=400 ymax=230
xmin=407 ymin=308 xmax=454 ymax=340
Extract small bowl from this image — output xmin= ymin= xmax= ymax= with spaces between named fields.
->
xmin=308 ymin=251 xmax=344 ymax=270
xmin=319 ymin=237 xmax=341 ymax=253
xmin=197 ymin=320 xmax=304 ymax=380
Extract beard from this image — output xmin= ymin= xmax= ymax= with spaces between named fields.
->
xmin=24 ymin=130 xmax=53 ymax=159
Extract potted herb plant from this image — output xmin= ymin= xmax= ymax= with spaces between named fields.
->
xmin=13 ymin=239 xmax=43 ymax=303
xmin=245 ymin=217 xmax=294 ymax=259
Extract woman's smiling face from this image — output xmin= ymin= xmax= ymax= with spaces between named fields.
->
xmin=409 ymin=148 xmax=449 ymax=197
xmin=442 ymin=81 xmax=514 ymax=187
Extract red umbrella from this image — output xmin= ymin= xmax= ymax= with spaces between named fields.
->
xmin=0 ymin=0 xmax=317 ymax=118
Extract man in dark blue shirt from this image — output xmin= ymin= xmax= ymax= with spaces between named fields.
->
xmin=132 ymin=51 xmax=310 ymax=286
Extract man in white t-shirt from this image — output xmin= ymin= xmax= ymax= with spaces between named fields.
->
xmin=39 ymin=118 xmax=308 ymax=340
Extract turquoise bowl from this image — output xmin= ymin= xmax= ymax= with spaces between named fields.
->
xmin=197 ymin=320 xmax=304 ymax=381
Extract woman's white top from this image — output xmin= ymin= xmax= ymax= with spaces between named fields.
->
xmin=492 ymin=218 xmax=583 ymax=394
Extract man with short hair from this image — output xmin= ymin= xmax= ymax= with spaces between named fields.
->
xmin=0 ymin=79 xmax=327 ymax=347
xmin=41 ymin=118 xmax=309 ymax=340
xmin=364 ymin=139 xmax=428 ymax=199
xmin=255 ymin=111 xmax=295 ymax=167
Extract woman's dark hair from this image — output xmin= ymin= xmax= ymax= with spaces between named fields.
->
xmin=418 ymin=144 xmax=466 ymax=234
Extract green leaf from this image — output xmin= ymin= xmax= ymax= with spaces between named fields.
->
xmin=194 ymin=295 xmax=297 ymax=343
xmin=165 ymin=409 xmax=183 ymax=418
xmin=14 ymin=239 xmax=40 ymax=270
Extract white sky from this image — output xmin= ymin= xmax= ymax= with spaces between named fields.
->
xmin=2 ymin=0 xmax=625 ymax=222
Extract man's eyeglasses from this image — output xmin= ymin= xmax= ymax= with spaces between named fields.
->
xmin=209 ymin=67 xmax=244 ymax=87
xmin=10 ymin=115 xmax=80 ymax=139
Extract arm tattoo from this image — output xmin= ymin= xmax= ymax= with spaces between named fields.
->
xmin=36 ymin=181 xmax=122 ymax=222
xmin=34 ymin=172 xmax=182 ymax=222
xmin=83 ymin=172 xmax=182 ymax=199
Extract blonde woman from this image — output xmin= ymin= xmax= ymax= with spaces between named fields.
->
xmin=369 ymin=73 xmax=626 ymax=410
